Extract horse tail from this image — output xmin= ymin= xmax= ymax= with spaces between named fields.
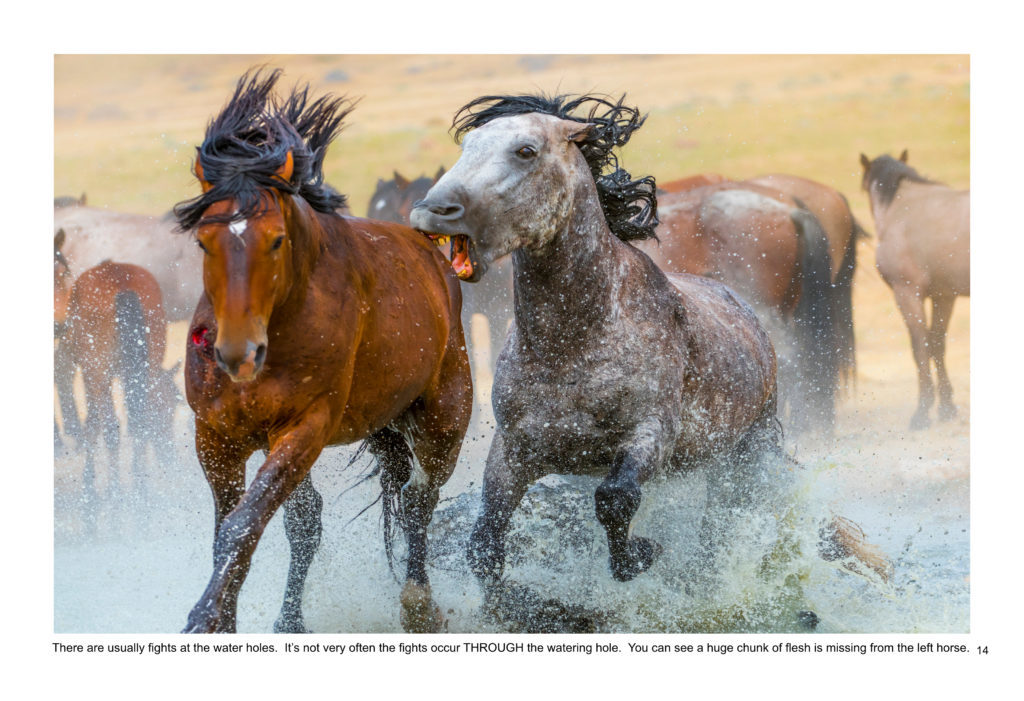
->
xmin=115 ymin=290 xmax=149 ymax=439
xmin=833 ymin=194 xmax=862 ymax=391
xmin=790 ymin=204 xmax=837 ymax=431
xmin=361 ymin=427 xmax=414 ymax=576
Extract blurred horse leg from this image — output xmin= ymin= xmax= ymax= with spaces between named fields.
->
xmin=890 ymin=284 xmax=934 ymax=429
xmin=930 ymin=293 xmax=959 ymax=421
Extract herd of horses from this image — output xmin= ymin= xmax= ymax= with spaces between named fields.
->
xmin=54 ymin=70 xmax=968 ymax=633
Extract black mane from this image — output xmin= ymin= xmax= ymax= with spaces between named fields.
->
xmin=865 ymin=155 xmax=938 ymax=207
xmin=174 ymin=68 xmax=355 ymax=231
xmin=451 ymin=93 xmax=659 ymax=242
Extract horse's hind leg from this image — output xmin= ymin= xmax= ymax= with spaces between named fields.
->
xmin=891 ymin=284 xmax=934 ymax=429
xmin=929 ymin=293 xmax=959 ymax=421
xmin=274 ymin=471 xmax=323 ymax=633
xmin=594 ymin=418 xmax=666 ymax=582
xmin=396 ymin=349 xmax=472 ymax=633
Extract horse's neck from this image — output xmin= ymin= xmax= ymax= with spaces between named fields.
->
xmin=512 ymin=187 xmax=627 ymax=357
xmin=278 ymin=198 xmax=328 ymax=315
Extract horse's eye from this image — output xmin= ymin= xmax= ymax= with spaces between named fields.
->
xmin=196 ymin=240 xmax=208 ymax=253
xmin=516 ymin=145 xmax=537 ymax=159
xmin=270 ymin=235 xmax=285 ymax=251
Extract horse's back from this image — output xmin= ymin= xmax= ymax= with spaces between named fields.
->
xmin=876 ymin=183 xmax=970 ymax=295
xmin=55 ymin=206 xmax=201 ymax=320
xmin=747 ymin=173 xmax=854 ymax=282
xmin=663 ymin=271 xmax=777 ymax=416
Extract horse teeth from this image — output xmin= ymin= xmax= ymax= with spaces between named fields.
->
xmin=434 ymin=236 xmax=450 ymax=246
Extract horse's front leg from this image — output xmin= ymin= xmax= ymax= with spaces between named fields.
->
xmin=274 ymin=472 xmax=322 ymax=633
xmin=594 ymin=417 xmax=667 ymax=582
xmin=467 ymin=431 xmax=532 ymax=586
xmin=183 ymin=407 xmax=331 ymax=633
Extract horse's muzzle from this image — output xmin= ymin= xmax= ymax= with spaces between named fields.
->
xmin=215 ymin=341 xmax=267 ymax=382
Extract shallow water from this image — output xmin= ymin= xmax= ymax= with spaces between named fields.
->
xmin=53 ymin=401 xmax=969 ymax=634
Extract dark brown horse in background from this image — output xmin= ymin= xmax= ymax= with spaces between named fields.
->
xmin=638 ymin=180 xmax=840 ymax=434
xmin=61 ymin=260 xmax=180 ymax=501
xmin=177 ymin=70 xmax=471 ymax=634
xmin=860 ymin=150 xmax=969 ymax=429
xmin=367 ymin=168 xmax=445 ymax=224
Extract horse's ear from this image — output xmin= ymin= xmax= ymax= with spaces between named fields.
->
xmin=899 ymin=149 xmax=909 ymax=163
xmin=194 ymin=155 xmax=213 ymax=193
xmin=276 ymin=150 xmax=294 ymax=183
xmin=54 ymin=228 xmax=65 ymax=250
xmin=859 ymin=153 xmax=871 ymax=170
xmin=566 ymin=123 xmax=596 ymax=143
xmin=393 ymin=171 xmax=409 ymax=189
xmin=434 ymin=165 xmax=446 ymax=182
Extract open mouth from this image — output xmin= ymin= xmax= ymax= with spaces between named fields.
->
xmin=422 ymin=233 xmax=481 ymax=281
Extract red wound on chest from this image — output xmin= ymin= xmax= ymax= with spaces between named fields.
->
xmin=191 ymin=325 xmax=211 ymax=349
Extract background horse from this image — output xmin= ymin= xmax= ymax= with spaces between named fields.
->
xmin=54 ymin=205 xmax=203 ymax=321
xmin=367 ymin=167 xmax=445 ymax=224
xmin=745 ymin=173 xmax=867 ymax=389
xmin=177 ymin=70 xmax=472 ymax=634
xmin=637 ymin=180 xmax=839 ymax=434
xmin=54 ymin=230 xmax=79 ymax=446
xmin=62 ymin=260 xmax=180 ymax=502
xmin=860 ymin=150 xmax=970 ymax=428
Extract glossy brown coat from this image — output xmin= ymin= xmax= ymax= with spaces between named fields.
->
xmin=183 ymin=190 xmax=472 ymax=634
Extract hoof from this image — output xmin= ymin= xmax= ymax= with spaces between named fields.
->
xmin=909 ymin=411 xmax=931 ymax=431
xmin=273 ymin=615 xmax=310 ymax=634
xmin=610 ymin=537 xmax=662 ymax=582
xmin=797 ymin=610 xmax=819 ymax=629
xmin=400 ymin=581 xmax=444 ymax=634
xmin=938 ymin=403 xmax=958 ymax=422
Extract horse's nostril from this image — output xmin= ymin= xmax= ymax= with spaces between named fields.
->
xmin=254 ymin=344 xmax=267 ymax=367
xmin=427 ymin=202 xmax=464 ymax=219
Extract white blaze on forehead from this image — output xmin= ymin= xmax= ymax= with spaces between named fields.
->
xmin=374 ymin=199 xmax=387 ymax=211
xmin=228 ymin=218 xmax=247 ymax=236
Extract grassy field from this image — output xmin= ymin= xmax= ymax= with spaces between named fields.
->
xmin=54 ymin=54 xmax=969 ymax=217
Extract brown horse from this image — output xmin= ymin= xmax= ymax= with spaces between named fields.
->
xmin=62 ymin=260 xmax=180 ymax=501
xmin=54 ymin=230 xmax=79 ymax=446
xmin=657 ymin=172 xmax=728 ymax=194
xmin=637 ymin=180 xmax=839 ymax=434
xmin=860 ymin=150 xmax=969 ymax=429
xmin=367 ymin=167 xmax=445 ymax=224
xmin=54 ymin=206 xmax=203 ymax=321
xmin=745 ymin=173 xmax=867 ymax=388
xmin=176 ymin=70 xmax=472 ymax=634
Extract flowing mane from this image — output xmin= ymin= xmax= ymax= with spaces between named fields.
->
xmin=864 ymin=155 xmax=939 ymax=207
xmin=173 ymin=68 xmax=355 ymax=231
xmin=451 ymin=93 xmax=659 ymax=242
